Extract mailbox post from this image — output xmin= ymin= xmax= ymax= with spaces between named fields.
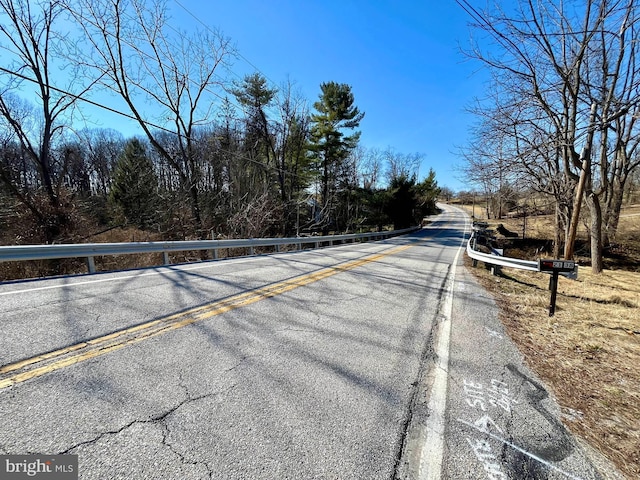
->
xmin=538 ymin=259 xmax=577 ymax=316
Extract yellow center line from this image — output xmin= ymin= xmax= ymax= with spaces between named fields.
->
xmin=0 ymin=243 xmax=413 ymax=390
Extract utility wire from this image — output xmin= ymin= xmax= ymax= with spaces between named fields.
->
xmin=58 ymin=0 xmax=246 ymax=115
xmin=172 ymin=0 xmax=280 ymax=88
xmin=1 ymin=0 xmax=319 ymax=182
xmin=0 ymin=65 xmax=171 ymax=134
xmin=59 ymin=0 xmax=288 ymax=126
xmin=170 ymin=0 xmax=290 ymax=121
xmin=455 ymin=0 xmax=492 ymax=30
xmin=0 ymin=64 xmax=310 ymax=180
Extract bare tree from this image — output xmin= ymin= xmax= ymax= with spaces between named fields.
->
xmin=461 ymin=0 xmax=640 ymax=272
xmin=69 ymin=0 xmax=234 ymax=237
xmin=0 ymin=0 xmax=91 ymax=241
xmin=460 ymin=93 xmax=526 ymax=221
xmin=77 ymin=128 xmax=124 ymax=196
xmin=383 ymin=148 xmax=422 ymax=185
xmin=358 ymin=146 xmax=384 ymax=190
xmin=273 ymin=79 xmax=311 ymax=234
xmin=588 ymin=1 xmax=640 ymax=247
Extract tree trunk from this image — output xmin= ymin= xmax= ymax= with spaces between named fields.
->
xmin=604 ymin=174 xmax=626 ymax=245
xmin=322 ymin=157 xmax=330 ymax=235
xmin=553 ymin=202 xmax=563 ymax=258
xmin=586 ymin=193 xmax=604 ymax=274
xmin=565 ymin=103 xmax=597 ymax=259
xmin=564 ymin=165 xmax=587 ymax=259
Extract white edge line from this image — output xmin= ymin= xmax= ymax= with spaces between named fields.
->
xmin=419 ymin=209 xmax=469 ymax=480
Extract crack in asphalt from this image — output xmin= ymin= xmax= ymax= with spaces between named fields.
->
xmin=274 ymin=327 xmax=318 ymax=333
xmin=155 ymin=374 xmax=218 ymax=479
xmin=59 ymin=381 xmax=237 ymax=478
xmin=158 ymin=419 xmax=213 ymax=479
xmin=392 ymin=270 xmax=449 ymax=480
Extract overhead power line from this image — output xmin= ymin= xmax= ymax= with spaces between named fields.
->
xmin=0 ymin=65 xmax=172 ymax=134
xmin=170 ymin=0 xmax=291 ymax=120
xmin=172 ymin=0 xmax=280 ymax=88
xmin=0 ymin=65 xmax=309 ymax=180
xmin=59 ymin=0 xmax=245 ymax=114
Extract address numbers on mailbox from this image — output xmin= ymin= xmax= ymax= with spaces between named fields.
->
xmin=538 ymin=259 xmax=576 ymax=273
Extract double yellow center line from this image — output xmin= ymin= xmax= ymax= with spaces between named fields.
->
xmin=0 ymin=244 xmax=412 ymax=390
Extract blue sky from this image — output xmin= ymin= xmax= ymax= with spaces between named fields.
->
xmin=12 ymin=1 xmax=486 ymax=192
xmin=167 ymin=0 xmax=487 ymax=191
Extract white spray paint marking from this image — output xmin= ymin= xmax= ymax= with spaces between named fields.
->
xmin=484 ymin=326 xmax=503 ymax=339
xmin=463 ymin=378 xmax=520 ymax=414
xmin=466 ymin=436 xmax=508 ymax=480
xmin=457 ymin=418 xmax=585 ymax=480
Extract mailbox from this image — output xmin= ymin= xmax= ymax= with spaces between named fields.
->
xmin=538 ymin=259 xmax=576 ymax=273
xmin=538 ymin=259 xmax=578 ymax=316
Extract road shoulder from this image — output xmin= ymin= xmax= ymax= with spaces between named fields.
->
xmin=444 ymin=263 xmax=610 ymax=480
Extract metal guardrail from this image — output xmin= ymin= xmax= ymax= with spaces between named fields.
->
xmin=466 ymin=237 xmax=539 ymax=272
xmin=466 ymin=231 xmax=578 ymax=278
xmin=0 ymin=227 xmax=420 ymax=274
xmin=466 ymin=231 xmax=579 ymax=316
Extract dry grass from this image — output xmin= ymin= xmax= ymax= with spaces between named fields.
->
xmin=463 ymin=203 xmax=640 ymax=479
xmin=457 ymin=202 xmax=640 ymax=271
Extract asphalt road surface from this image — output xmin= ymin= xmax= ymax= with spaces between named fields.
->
xmin=0 ymin=206 xmax=612 ymax=479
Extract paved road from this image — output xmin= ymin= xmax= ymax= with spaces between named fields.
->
xmin=0 ymin=206 xmax=609 ymax=479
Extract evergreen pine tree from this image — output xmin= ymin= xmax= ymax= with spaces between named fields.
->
xmin=386 ymin=174 xmax=417 ymax=230
xmin=308 ymin=82 xmax=364 ymax=233
xmin=110 ymin=138 xmax=158 ymax=229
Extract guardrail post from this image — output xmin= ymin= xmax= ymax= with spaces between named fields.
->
xmin=1 ymin=227 xmax=419 ymax=276
xmin=86 ymin=256 xmax=96 ymax=274
xmin=471 ymin=236 xmax=478 ymax=267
